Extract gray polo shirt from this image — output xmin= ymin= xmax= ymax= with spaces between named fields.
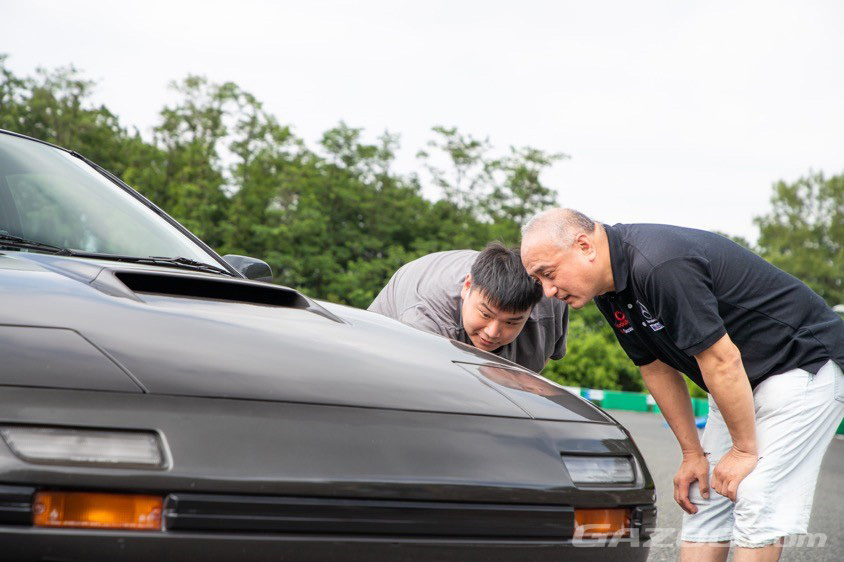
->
xmin=368 ymin=250 xmax=568 ymax=373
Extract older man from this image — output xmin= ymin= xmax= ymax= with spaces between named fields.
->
xmin=520 ymin=208 xmax=844 ymax=562
xmin=369 ymin=243 xmax=568 ymax=373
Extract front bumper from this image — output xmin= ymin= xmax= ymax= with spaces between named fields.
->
xmin=0 ymin=387 xmax=657 ymax=560
xmin=0 ymin=528 xmax=653 ymax=562
xmin=0 ymin=485 xmax=656 ymax=561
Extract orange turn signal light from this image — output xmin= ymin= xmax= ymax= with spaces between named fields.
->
xmin=574 ymin=508 xmax=630 ymax=538
xmin=33 ymin=491 xmax=163 ymax=531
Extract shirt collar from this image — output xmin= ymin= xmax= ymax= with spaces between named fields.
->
xmin=604 ymin=223 xmax=629 ymax=295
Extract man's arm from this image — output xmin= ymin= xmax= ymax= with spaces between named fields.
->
xmin=695 ymin=332 xmax=757 ymax=502
xmin=639 ymin=359 xmax=710 ymax=514
xmin=641 ymin=259 xmax=758 ymax=502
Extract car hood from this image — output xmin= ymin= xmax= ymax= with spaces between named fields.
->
xmin=0 ymin=252 xmax=609 ymax=423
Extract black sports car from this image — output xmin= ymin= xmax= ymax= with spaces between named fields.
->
xmin=0 ymin=130 xmax=656 ymax=561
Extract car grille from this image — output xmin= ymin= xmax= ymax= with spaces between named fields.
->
xmin=1 ymin=487 xmax=655 ymax=540
xmin=163 ymin=493 xmax=575 ymax=539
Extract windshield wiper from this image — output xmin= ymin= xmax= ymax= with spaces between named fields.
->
xmin=0 ymin=235 xmax=234 ymax=276
xmin=64 ymin=252 xmax=235 ymax=276
xmin=0 ymin=233 xmax=73 ymax=255
xmin=148 ymin=256 xmax=235 ymax=276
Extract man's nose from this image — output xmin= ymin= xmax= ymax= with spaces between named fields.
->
xmin=541 ymin=280 xmax=557 ymax=298
xmin=484 ymin=320 xmax=501 ymax=338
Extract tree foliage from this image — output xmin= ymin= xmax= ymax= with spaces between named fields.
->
xmin=754 ymin=173 xmax=843 ymax=306
xmin=417 ymin=126 xmax=567 ymax=242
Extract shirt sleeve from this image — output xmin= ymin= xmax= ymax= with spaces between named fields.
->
xmin=643 ymin=257 xmax=726 ymax=356
xmin=549 ymin=303 xmax=569 ymax=360
xmin=399 ymin=305 xmax=451 ymax=338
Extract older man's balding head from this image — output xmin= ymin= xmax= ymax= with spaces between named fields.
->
xmin=519 ymin=208 xmax=614 ymax=308
xmin=521 ymin=208 xmax=597 ymax=250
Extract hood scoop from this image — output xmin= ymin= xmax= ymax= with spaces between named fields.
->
xmin=87 ymin=269 xmax=344 ymax=322
xmin=115 ymin=271 xmax=306 ymax=307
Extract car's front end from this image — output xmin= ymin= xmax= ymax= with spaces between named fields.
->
xmin=0 ymin=385 xmax=655 ymax=561
xmin=0 ymin=129 xmax=655 ymax=560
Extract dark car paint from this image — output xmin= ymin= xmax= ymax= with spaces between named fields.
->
xmin=0 ymin=130 xmax=654 ymax=561
xmin=0 ymin=388 xmax=651 ymax=503
xmin=0 ymin=386 xmax=653 ymax=560
xmin=0 ymin=251 xmax=613 ymax=422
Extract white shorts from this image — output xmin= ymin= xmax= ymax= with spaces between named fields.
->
xmin=680 ymin=359 xmax=844 ymax=548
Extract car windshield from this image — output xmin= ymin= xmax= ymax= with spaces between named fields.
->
xmin=0 ymin=133 xmax=220 ymax=266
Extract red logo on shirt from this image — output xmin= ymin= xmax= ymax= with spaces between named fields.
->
xmin=614 ymin=310 xmax=630 ymax=329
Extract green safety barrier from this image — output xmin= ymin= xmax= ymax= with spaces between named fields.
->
xmin=693 ymin=398 xmax=709 ymax=418
xmin=601 ymin=391 xmax=649 ymax=412
xmin=580 ymin=388 xmax=844 ymax=435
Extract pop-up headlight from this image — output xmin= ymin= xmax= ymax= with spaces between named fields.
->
xmin=561 ymin=455 xmax=635 ymax=485
xmin=0 ymin=426 xmax=166 ymax=469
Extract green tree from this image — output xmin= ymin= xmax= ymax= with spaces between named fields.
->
xmin=281 ymin=123 xmax=491 ymax=304
xmin=152 ymin=76 xmax=240 ymax=246
xmin=417 ymin=126 xmax=566 ymax=243
xmin=0 ymin=56 xmax=157 ymax=182
xmin=417 ymin=126 xmax=496 ymax=212
xmin=487 ymin=146 xmax=567 ymax=228
xmin=0 ymin=55 xmax=27 ymax=132
xmin=220 ymin=89 xmax=299 ymax=261
xmin=754 ymin=172 xmax=844 ymax=306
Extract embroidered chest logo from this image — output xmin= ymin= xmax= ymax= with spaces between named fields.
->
xmin=637 ymin=301 xmax=665 ymax=332
xmin=613 ymin=309 xmax=634 ymax=334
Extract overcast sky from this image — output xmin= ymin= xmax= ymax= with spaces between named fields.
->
xmin=4 ymin=0 xmax=843 ymax=241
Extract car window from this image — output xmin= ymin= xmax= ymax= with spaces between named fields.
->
xmin=7 ymin=172 xmax=173 ymax=256
xmin=0 ymin=134 xmax=219 ymax=266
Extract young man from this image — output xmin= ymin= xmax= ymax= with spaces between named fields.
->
xmin=520 ymin=208 xmax=844 ymax=562
xmin=368 ymin=243 xmax=569 ymax=373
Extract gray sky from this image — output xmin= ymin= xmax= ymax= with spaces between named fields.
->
xmin=4 ymin=0 xmax=844 ymax=241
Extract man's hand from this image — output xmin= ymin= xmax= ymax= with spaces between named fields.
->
xmin=711 ymin=446 xmax=757 ymax=502
xmin=674 ymin=450 xmax=710 ymax=514
xmin=695 ymin=334 xmax=759 ymax=502
xmin=638 ymin=360 xmax=710 ymax=515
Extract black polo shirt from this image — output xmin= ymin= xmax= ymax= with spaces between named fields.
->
xmin=594 ymin=223 xmax=844 ymax=392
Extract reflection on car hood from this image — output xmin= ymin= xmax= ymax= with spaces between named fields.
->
xmin=0 ymin=252 xmax=609 ymax=423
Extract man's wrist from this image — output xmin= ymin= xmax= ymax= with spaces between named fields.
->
xmin=681 ymin=447 xmax=705 ymax=458
xmin=731 ymin=442 xmax=758 ymax=456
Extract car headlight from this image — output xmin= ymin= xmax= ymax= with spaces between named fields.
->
xmin=0 ymin=426 xmax=167 ymax=469
xmin=561 ymin=455 xmax=635 ymax=485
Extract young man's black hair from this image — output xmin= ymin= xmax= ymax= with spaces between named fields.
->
xmin=469 ymin=243 xmax=543 ymax=314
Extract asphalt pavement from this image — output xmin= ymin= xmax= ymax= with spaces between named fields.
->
xmin=612 ymin=411 xmax=844 ymax=562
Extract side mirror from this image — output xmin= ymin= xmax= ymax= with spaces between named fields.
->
xmin=222 ymin=255 xmax=273 ymax=282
